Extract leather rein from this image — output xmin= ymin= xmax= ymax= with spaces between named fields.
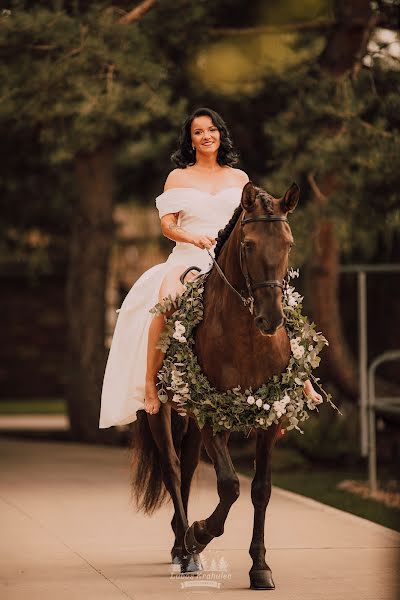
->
xmin=180 ymin=211 xmax=290 ymax=315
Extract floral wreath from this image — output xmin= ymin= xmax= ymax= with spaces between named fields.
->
xmin=150 ymin=268 xmax=341 ymax=435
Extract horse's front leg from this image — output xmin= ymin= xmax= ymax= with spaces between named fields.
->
xmin=184 ymin=424 xmax=240 ymax=554
xmin=249 ymin=422 xmax=281 ymax=590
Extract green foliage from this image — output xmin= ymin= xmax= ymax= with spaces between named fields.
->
xmin=148 ymin=268 xmax=339 ymax=434
xmin=0 ymin=2 xmax=189 ymax=159
xmin=0 ymin=0 xmax=214 ymax=243
xmin=261 ymin=63 xmax=400 ymax=261
xmin=287 ymin=399 xmax=360 ymax=462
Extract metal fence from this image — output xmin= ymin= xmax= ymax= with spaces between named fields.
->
xmin=339 ymin=264 xmax=400 ymax=491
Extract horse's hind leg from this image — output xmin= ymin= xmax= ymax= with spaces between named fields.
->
xmin=169 ymin=410 xmax=188 ymax=561
xmin=147 ymin=405 xmax=188 ymax=534
xmin=249 ymin=423 xmax=281 ymax=590
xmin=170 ymin=417 xmax=202 ymax=568
xmin=184 ymin=425 xmax=240 ymax=554
xmin=147 ymin=404 xmax=202 ymax=573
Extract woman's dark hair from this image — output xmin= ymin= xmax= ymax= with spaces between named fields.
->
xmin=171 ymin=107 xmax=239 ymax=168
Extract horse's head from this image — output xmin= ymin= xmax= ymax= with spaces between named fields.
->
xmin=240 ymin=181 xmax=299 ymax=336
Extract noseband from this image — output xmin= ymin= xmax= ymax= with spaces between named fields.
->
xmin=205 ymin=211 xmax=290 ymax=315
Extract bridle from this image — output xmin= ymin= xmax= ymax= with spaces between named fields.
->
xmin=205 ymin=210 xmax=290 ymax=315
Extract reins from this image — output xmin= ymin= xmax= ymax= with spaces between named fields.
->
xmin=179 ymin=210 xmax=290 ymax=316
xmin=206 ymin=211 xmax=290 ymax=315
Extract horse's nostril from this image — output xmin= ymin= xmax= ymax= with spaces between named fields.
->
xmin=255 ymin=315 xmax=285 ymax=336
xmin=255 ymin=316 xmax=269 ymax=331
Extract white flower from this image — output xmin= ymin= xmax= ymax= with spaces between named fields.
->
xmin=256 ymin=398 xmax=263 ymax=408
xmin=247 ymin=396 xmax=255 ymax=404
xmin=172 ymin=320 xmax=187 ymax=343
xmin=171 ymin=368 xmax=185 ymax=383
xmin=286 ymin=289 xmax=302 ymax=308
xmin=291 ymin=342 xmax=305 ymax=360
xmin=172 ymin=394 xmax=182 ymax=403
xmin=263 ymin=403 xmax=270 ymax=411
xmin=258 ymin=417 xmax=265 ymax=425
xmin=306 ymin=398 xmax=317 ymax=410
xmin=290 ymin=337 xmax=301 ymax=352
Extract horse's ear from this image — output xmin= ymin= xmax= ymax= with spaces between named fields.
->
xmin=280 ymin=182 xmax=299 ymax=214
xmin=241 ymin=181 xmax=257 ymax=211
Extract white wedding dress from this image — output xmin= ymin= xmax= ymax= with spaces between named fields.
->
xmin=98 ymin=185 xmax=244 ymax=428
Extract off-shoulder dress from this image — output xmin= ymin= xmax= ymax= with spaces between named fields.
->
xmin=99 ymin=186 xmax=244 ymax=428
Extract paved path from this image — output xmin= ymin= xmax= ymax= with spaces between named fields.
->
xmin=0 ymin=415 xmax=69 ymax=431
xmin=0 ymin=435 xmax=398 ymax=600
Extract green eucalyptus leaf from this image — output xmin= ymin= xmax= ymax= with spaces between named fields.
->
xmin=148 ymin=270 xmax=338 ymax=434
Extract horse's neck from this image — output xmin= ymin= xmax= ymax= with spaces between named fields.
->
xmin=205 ymin=223 xmax=251 ymax=328
xmin=204 ymin=222 xmax=254 ymax=339
xmin=198 ymin=225 xmax=290 ymax=390
xmin=213 ymin=221 xmax=245 ymax=293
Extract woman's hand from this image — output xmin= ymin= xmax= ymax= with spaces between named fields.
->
xmin=303 ymin=379 xmax=323 ymax=404
xmin=191 ymin=234 xmax=216 ymax=250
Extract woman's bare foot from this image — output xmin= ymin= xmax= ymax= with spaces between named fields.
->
xmin=303 ymin=379 xmax=323 ymax=404
xmin=144 ymin=380 xmax=161 ymax=415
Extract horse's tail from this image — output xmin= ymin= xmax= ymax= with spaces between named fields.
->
xmin=129 ymin=409 xmax=186 ymax=515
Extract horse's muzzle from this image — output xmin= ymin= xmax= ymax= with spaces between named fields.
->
xmin=254 ymin=316 xmax=285 ymax=336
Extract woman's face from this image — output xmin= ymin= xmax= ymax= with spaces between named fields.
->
xmin=190 ymin=115 xmax=221 ymax=157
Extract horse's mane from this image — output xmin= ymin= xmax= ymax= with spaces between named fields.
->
xmin=214 ymin=187 xmax=274 ymax=261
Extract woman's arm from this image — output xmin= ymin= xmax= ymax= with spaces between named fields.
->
xmin=160 ymin=213 xmax=194 ymax=244
xmin=160 ymin=169 xmax=196 ymax=244
xmin=160 ymin=213 xmax=216 ymax=249
xmin=159 ymin=169 xmax=216 ymax=248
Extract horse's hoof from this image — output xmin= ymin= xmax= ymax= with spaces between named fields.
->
xmin=184 ymin=521 xmax=208 ymax=554
xmin=249 ymin=569 xmax=275 ymax=590
xmin=171 ymin=550 xmax=181 ymax=565
xmin=180 ymin=552 xmax=203 ymax=574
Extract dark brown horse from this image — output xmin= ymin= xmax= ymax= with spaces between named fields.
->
xmin=130 ymin=181 xmax=299 ymax=590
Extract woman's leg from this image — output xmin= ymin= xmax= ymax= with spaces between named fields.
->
xmin=144 ymin=266 xmax=198 ymax=415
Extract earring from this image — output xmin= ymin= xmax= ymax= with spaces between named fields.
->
xmin=192 ymin=146 xmax=195 ymax=151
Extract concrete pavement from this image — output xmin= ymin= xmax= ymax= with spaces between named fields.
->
xmin=0 ymin=435 xmax=399 ymax=600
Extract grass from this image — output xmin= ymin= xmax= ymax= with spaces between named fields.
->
xmin=0 ymin=398 xmax=66 ymax=415
xmin=271 ymin=468 xmax=400 ymax=532
xmin=233 ymin=447 xmax=400 ymax=533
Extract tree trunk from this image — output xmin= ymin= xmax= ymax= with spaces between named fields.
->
xmin=66 ymin=142 xmax=119 ymax=442
xmin=304 ymin=0 xmax=375 ymax=400
xmin=304 ymin=175 xmax=359 ymax=399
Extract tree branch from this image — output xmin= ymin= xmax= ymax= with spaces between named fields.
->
xmin=118 ymin=0 xmax=156 ymax=25
xmin=358 ymin=119 xmax=393 ymax=138
xmin=307 ymin=173 xmax=328 ymax=206
xmin=352 ymin=14 xmax=380 ymax=77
